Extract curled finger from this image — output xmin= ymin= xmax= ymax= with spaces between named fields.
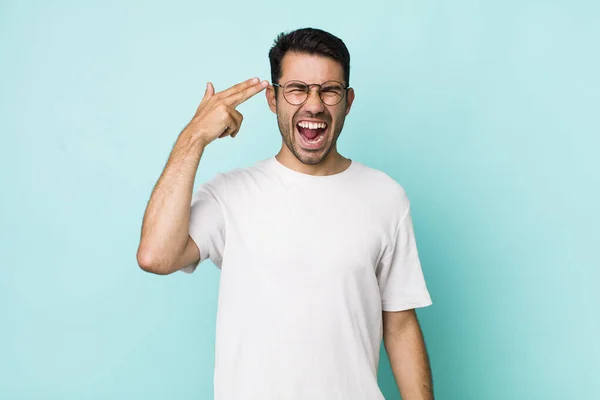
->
xmin=228 ymin=109 xmax=244 ymax=138
xmin=217 ymin=112 xmax=235 ymax=138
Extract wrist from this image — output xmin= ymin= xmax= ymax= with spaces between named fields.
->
xmin=169 ymin=131 xmax=207 ymax=165
xmin=179 ymin=126 xmax=210 ymax=150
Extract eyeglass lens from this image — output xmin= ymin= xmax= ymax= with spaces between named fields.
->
xmin=282 ymin=81 xmax=345 ymax=106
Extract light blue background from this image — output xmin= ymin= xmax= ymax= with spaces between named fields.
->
xmin=1 ymin=0 xmax=598 ymax=399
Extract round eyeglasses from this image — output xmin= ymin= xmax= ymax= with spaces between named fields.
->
xmin=272 ymin=80 xmax=350 ymax=106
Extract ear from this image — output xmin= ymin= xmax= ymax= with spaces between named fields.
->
xmin=344 ymin=88 xmax=355 ymax=116
xmin=266 ymin=85 xmax=277 ymax=114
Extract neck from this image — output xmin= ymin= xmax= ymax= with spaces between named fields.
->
xmin=275 ymin=145 xmax=351 ymax=176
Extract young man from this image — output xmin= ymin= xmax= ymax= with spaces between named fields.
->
xmin=137 ymin=28 xmax=434 ymax=400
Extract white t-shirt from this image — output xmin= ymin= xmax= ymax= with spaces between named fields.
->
xmin=182 ymin=156 xmax=432 ymax=400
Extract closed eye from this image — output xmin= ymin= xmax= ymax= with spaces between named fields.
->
xmin=286 ymin=84 xmax=308 ymax=92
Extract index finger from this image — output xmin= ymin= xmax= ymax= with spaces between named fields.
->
xmin=227 ymin=80 xmax=269 ymax=107
xmin=217 ymin=77 xmax=260 ymax=98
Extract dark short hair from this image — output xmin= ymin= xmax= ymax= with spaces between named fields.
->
xmin=268 ymin=27 xmax=350 ymax=88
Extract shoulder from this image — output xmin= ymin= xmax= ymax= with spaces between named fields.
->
xmin=352 ymin=161 xmax=410 ymax=209
xmin=194 ymin=158 xmax=271 ymax=197
xmin=213 ymin=158 xmax=271 ymax=186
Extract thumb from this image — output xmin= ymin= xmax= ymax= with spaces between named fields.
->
xmin=196 ymin=82 xmax=215 ymax=113
xmin=204 ymin=82 xmax=215 ymax=99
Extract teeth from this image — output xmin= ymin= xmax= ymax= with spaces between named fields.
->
xmin=298 ymin=121 xmax=327 ymax=130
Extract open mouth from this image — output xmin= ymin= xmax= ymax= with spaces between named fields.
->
xmin=296 ymin=120 xmax=328 ymax=149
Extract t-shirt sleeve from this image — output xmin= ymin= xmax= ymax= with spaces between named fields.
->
xmin=180 ymin=179 xmax=226 ymax=273
xmin=376 ymin=204 xmax=432 ymax=311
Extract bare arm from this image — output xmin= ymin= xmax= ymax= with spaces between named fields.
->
xmin=136 ymin=77 xmax=268 ymax=275
xmin=136 ymin=134 xmax=205 ymax=275
xmin=383 ymin=309 xmax=434 ymax=400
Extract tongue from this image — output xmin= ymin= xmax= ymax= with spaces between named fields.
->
xmin=299 ymin=127 xmax=321 ymax=139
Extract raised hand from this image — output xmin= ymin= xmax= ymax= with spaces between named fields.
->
xmin=184 ymin=77 xmax=269 ymax=146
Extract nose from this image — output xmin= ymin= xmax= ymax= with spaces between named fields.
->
xmin=302 ymin=86 xmax=325 ymax=113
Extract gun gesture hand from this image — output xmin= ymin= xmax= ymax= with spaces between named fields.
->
xmin=185 ymin=77 xmax=269 ymax=146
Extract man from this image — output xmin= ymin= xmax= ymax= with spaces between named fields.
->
xmin=137 ymin=28 xmax=434 ymax=400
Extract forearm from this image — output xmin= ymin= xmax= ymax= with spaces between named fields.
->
xmin=137 ymin=77 xmax=267 ymax=274
xmin=383 ymin=315 xmax=433 ymax=400
xmin=137 ymin=130 xmax=206 ymax=273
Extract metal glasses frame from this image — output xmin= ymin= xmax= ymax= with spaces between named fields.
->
xmin=272 ymin=80 xmax=350 ymax=106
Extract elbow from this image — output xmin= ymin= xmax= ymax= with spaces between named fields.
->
xmin=136 ymin=246 xmax=172 ymax=275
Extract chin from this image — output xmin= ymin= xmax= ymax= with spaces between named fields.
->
xmin=292 ymin=141 xmax=333 ymax=165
